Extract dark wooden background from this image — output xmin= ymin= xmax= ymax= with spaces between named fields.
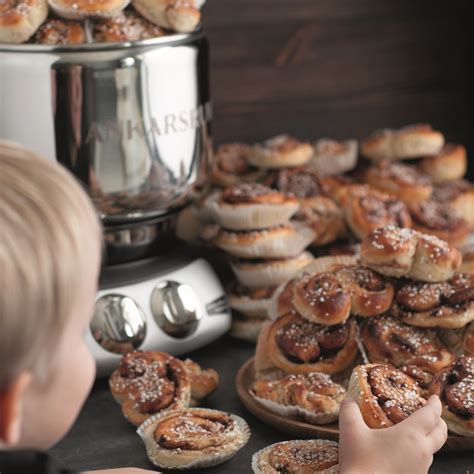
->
xmin=202 ymin=0 xmax=473 ymax=175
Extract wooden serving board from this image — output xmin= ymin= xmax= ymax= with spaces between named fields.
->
xmin=235 ymin=357 xmax=474 ymax=453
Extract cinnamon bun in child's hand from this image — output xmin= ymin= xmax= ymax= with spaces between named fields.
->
xmin=429 ymin=356 xmax=474 ymax=437
xmin=348 ymin=363 xmax=426 ymax=428
xmin=392 ymin=273 xmax=474 ymax=329
xmin=138 ymin=408 xmax=251 ymax=470
xmin=255 ymin=313 xmax=358 ymax=377
xmin=361 ymin=315 xmax=455 ymax=390
xmin=360 ymin=226 xmax=461 ymax=282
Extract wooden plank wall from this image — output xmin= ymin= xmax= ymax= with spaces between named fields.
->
xmin=202 ymin=0 xmax=473 ymax=173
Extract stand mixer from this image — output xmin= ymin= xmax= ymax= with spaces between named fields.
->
xmin=0 ymin=31 xmax=231 ymax=375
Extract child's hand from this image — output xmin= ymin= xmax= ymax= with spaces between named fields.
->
xmin=339 ymin=395 xmax=447 ymax=474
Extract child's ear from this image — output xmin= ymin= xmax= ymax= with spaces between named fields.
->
xmin=0 ymin=372 xmax=32 ymax=445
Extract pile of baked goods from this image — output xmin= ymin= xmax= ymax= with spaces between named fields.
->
xmin=109 ymin=350 xmax=251 ymax=469
xmin=0 ymin=0 xmax=205 ymax=44
xmin=177 ymin=124 xmax=474 ymax=347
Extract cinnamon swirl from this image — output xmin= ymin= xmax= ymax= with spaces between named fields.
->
xmin=392 ymin=273 xmax=474 ymax=329
xmin=132 ymin=0 xmax=203 ymax=33
xmin=361 ymin=315 xmax=455 ymax=390
xmin=361 ymin=124 xmax=444 ymax=161
xmin=0 ymin=0 xmax=48 ymax=43
xmin=340 ymin=185 xmax=412 ymax=240
xmin=307 ymin=138 xmax=358 ymax=176
xmin=419 ymin=143 xmax=467 ymax=184
xmin=252 ymin=439 xmax=339 ymax=474
xmin=251 ymin=372 xmax=345 ymax=424
xmin=32 ymin=18 xmax=85 ymax=44
xmin=109 ymin=351 xmax=191 ymax=426
xmin=360 ymin=226 xmax=462 ymax=282
xmin=210 ymin=183 xmax=299 ymax=231
xmin=93 ymin=11 xmax=166 ymax=42
xmin=363 ymin=160 xmax=433 ymax=204
xmin=138 ymin=408 xmax=250 ymax=469
xmin=49 ymin=0 xmax=129 ymax=19
xmin=255 ymin=314 xmax=358 ymax=377
xmin=428 ymin=356 xmax=474 ymax=437
xmin=432 ymin=179 xmax=474 ymax=229
xmin=348 ymin=363 xmax=426 ymax=428
xmin=409 ymin=199 xmax=469 ymax=247
xmin=292 ymin=265 xmax=394 ymax=325
xmin=248 ymin=135 xmax=313 ymax=169
xmin=211 ymin=143 xmax=263 ymax=188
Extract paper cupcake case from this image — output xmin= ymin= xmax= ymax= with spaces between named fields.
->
xmin=210 ymin=197 xmax=300 ymax=230
xmin=215 ymin=222 xmax=315 ymax=259
xmin=252 ymin=394 xmax=340 ymax=425
xmin=252 ymin=439 xmax=340 ymax=474
xmin=137 ymin=408 xmax=251 ymax=470
xmin=228 ymin=293 xmax=272 ymax=319
xmin=308 ymin=139 xmax=358 ymax=177
xmin=230 ymin=252 xmax=314 ymax=288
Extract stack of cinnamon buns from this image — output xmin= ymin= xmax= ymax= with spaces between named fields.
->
xmin=0 ymin=0 xmax=205 ymax=45
xmin=176 ymin=124 xmax=474 ymax=462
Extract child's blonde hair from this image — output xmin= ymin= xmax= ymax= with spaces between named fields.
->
xmin=0 ymin=140 xmax=101 ymax=387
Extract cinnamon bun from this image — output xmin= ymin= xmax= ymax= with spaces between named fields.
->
xmin=213 ymin=222 xmax=315 ymax=259
xmin=255 ymin=314 xmax=358 ymax=377
xmin=251 ymin=372 xmax=346 ymax=424
xmin=361 ymin=124 xmax=444 ymax=161
xmin=210 ymin=183 xmax=299 ymax=231
xmin=360 ymin=226 xmax=461 ymax=282
xmin=432 ymin=179 xmax=474 ymax=229
xmin=248 ymin=135 xmax=313 ymax=169
xmin=419 ymin=143 xmax=467 ymax=184
xmin=459 ymin=245 xmax=474 ymax=275
xmin=49 ymin=0 xmax=129 ymax=19
xmin=109 ymin=351 xmax=191 ymax=426
xmin=138 ymin=408 xmax=251 ymax=469
xmin=363 ymin=160 xmax=433 ymax=204
xmin=439 ymin=322 xmax=474 ymax=357
xmin=361 ymin=315 xmax=455 ymax=390
xmin=93 ymin=11 xmax=166 ymax=42
xmin=0 ymin=0 xmax=48 ymax=43
xmin=230 ymin=312 xmax=267 ymax=343
xmin=340 ymin=185 xmax=412 ymax=240
xmin=230 ymin=251 xmax=314 ymax=288
xmin=392 ymin=273 xmax=474 ymax=329
xmin=292 ymin=265 xmax=394 ymax=325
xmin=132 ymin=0 xmax=204 ymax=33
xmin=32 ymin=18 xmax=85 ymax=44
xmin=182 ymin=359 xmax=219 ymax=403
xmin=252 ymin=439 xmax=339 ymax=474
xmin=211 ymin=143 xmax=263 ymax=188
xmin=295 ymin=197 xmax=347 ymax=247
xmin=227 ymin=283 xmax=275 ymax=320
xmin=348 ymin=363 xmax=426 ymax=428
xmin=428 ymin=356 xmax=474 ymax=437
xmin=409 ymin=199 xmax=469 ymax=247
xmin=307 ymin=138 xmax=358 ymax=176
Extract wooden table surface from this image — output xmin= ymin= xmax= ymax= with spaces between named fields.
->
xmin=52 ymin=335 xmax=474 ymax=474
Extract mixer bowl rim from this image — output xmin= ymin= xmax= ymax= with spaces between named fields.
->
xmin=0 ymin=28 xmax=204 ymax=54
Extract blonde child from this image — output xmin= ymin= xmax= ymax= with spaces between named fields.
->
xmin=0 ymin=141 xmax=447 ymax=473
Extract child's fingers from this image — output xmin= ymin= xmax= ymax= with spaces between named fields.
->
xmin=339 ymin=396 xmax=366 ymax=432
xmin=427 ymin=419 xmax=448 ymax=453
xmin=401 ymin=395 xmax=442 ymax=434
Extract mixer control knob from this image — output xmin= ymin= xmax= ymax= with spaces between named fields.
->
xmin=151 ymin=281 xmax=202 ymax=338
xmin=90 ymin=294 xmax=147 ymax=354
